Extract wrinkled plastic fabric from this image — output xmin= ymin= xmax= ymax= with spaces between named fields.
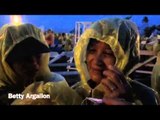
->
xmin=12 ymin=81 xmax=82 ymax=105
xmin=0 ymin=24 xmax=79 ymax=105
xmin=0 ymin=23 xmax=52 ymax=88
xmin=74 ymin=18 xmax=140 ymax=96
xmin=73 ymin=18 xmax=160 ymax=105
xmin=151 ymin=43 xmax=160 ymax=95
xmin=145 ymin=37 xmax=158 ymax=51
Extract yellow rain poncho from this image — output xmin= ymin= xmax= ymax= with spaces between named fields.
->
xmin=0 ymin=23 xmax=81 ymax=105
xmin=11 ymin=81 xmax=82 ymax=105
xmin=151 ymin=41 xmax=160 ymax=96
xmin=73 ymin=18 xmax=159 ymax=105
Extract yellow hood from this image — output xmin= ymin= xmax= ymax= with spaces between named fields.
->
xmin=74 ymin=18 xmax=140 ymax=93
xmin=0 ymin=23 xmax=52 ymax=90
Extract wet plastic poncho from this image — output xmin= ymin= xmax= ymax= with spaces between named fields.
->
xmin=151 ymin=42 xmax=160 ymax=95
xmin=12 ymin=81 xmax=82 ymax=105
xmin=0 ymin=24 xmax=81 ymax=105
xmin=73 ymin=18 xmax=159 ymax=105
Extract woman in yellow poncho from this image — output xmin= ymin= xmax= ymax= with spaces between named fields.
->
xmin=73 ymin=18 xmax=159 ymax=105
xmin=0 ymin=23 xmax=81 ymax=105
xmin=151 ymin=37 xmax=160 ymax=96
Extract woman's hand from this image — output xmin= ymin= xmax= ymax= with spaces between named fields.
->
xmin=101 ymin=65 xmax=132 ymax=99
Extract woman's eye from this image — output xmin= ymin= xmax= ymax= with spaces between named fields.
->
xmin=103 ymin=51 xmax=114 ymax=56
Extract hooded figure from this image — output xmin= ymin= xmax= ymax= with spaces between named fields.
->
xmin=73 ymin=18 xmax=159 ymax=105
xmin=0 ymin=23 xmax=81 ymax=105
xmin=151 ymin=38 xmax=160 ymax=96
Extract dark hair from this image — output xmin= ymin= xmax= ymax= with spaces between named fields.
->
xmin=47 ymin=29 xmax=54 ymax=34
xmin=62 ymin=33 xmax=66 ymax=37
xmin=144 ymin=25 xmax=156 ymax=37
xmin=156 ymin=25 xmax=160 ymax=31
xmin=142 ymin=16 xmax=149 ymax=23
xmin=87 ymin=38 xmax=98 ymax=51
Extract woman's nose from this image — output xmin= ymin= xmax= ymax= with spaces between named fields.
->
xmin=31 ymin=57 xmax=40 ymax=70
xmin=94 ymin=54 xmax=104 ymax=67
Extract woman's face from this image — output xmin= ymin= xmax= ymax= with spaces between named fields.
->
xmin=86 ymin=39 xmax=116 ymax=85
xmin=10 ymin=54 xmax=42 ymax=85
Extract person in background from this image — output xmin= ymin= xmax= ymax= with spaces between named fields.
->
xmin=45 ymin=29 xmax=55 ymax=47
xmin=151 ymin=36 xmax=160 ymax=97
xmin=50 ymin=32 xmax=64 ymax=54
xmin=139 ymin=16 xmax=150 ymax=37
xmin=64 ymin=35 xmax=73 ymax=51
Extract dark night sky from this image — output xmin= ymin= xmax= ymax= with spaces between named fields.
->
xmin=0 ymin=15 xmax=160 ymax=33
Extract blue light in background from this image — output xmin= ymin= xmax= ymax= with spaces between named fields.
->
xmin=0 ymin=15 xmax=160 ymax=33
xmin=0 ymin=15 xmax=10 ymax=26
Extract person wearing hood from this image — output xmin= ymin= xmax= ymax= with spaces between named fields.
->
xmin=151 ymin=36 xmax=160 ymax=96
xmin=73 ymin=18 xmax=159 ymax=105
xmin=142 ymin=35 xmax=160 ymax=97
xmin=0 ymin=23 xmax=81 ymax=105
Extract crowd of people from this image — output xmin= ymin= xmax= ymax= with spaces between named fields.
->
xmin=44 ymin=29 xmax=74 ymax=53
xmin=0 ymin=17 xmax=160 ymax=105
xmin=138 ymin=16 xmax=160 ymax=50
xmin=138 ymin=17 xmax=160 ymax=97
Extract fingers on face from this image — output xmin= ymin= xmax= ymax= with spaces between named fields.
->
xmin=105 ymin=65 xmax=127 ymax=85
xmin=102 ymin=70 xmax=125 ymax=92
